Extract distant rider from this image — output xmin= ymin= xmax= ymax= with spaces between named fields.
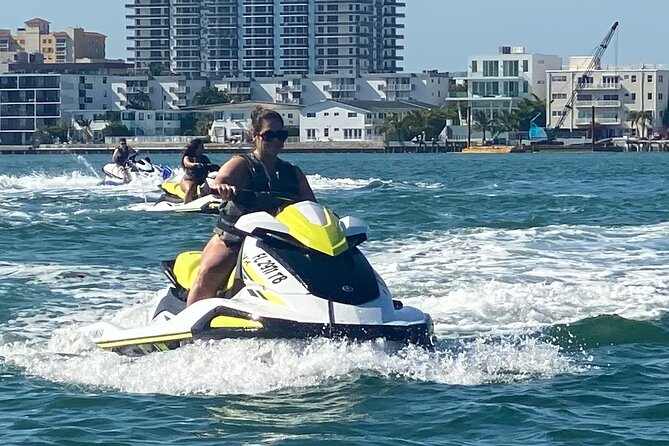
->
xmin=180 ymin=138 xmax=219 ymax=204
xmin=111 ymin=137 xmax=138 ymax=183
xmin=186 ymin=107 xmax=316 ymax=306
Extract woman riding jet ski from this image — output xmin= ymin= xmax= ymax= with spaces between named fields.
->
xmin=150 ymin=138 xmax=222 ymax=213
xmin=83 ymin=190 xmax=434 ymax=355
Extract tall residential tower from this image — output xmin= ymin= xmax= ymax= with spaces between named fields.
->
xmin=126 ymin=0 xmax=404 ymax=77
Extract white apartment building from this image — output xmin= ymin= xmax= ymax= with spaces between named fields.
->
xmin=445 ymin=46 xmax=562 ymax=119
xmin=251 ymin=71 xmax=449 ymax=106
xmin=0 ymin=73 xmax=60 ymax=144
xmin=300 ymin=99 xmax=429 ymax=142
xmin=547 ymin=57 xmax=669 ymax=138
xmin=126 ymin=0 xmax=405 ymax=77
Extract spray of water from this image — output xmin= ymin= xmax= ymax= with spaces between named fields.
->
xmin=75 ymin=155 xmax=101 ymax=179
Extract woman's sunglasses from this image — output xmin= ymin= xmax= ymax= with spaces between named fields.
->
xmin=259 ymin=130 xmax=289 ymax=142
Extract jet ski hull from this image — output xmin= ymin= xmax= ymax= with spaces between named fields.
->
xmin=87 ymin=288 xmax=434 ymax=356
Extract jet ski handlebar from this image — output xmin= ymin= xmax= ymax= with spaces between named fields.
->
xmin=212 ymin=188 xmax=301 ymax=208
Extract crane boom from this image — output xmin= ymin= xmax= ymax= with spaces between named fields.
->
xmin=554 ymin=21 xmax=619 ymax=130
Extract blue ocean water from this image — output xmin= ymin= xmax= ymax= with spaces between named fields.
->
xmin=1 ymin=152 xmax=669 ymax=445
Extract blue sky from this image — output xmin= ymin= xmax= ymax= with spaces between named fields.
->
xmin=3 ymin=0 xmax=667 ymax=72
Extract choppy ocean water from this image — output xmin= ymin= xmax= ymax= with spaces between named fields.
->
xmin=1 ymin=152 xmax=669 ymax=445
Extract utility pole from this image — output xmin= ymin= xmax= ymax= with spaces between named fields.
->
xmin=467 ymin=104 xmax=472 ymax=150
xmin=591 ymin=105 xmax=596 ymax=150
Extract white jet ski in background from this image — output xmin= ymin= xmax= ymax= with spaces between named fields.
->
xmin=83 ymin=190 xmax=435 ymax=355
xmin=100 ymin=155 xmax=173 ymax=186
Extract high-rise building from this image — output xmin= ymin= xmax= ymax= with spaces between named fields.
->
xmin=9 ymin=18 xmax=106 ymax=64
xmin=126 ymin=0 xmax=405 ymax=77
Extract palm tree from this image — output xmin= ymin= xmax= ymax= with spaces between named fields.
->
xmin=626 ymin=110 xmax=641 ymax=138
xmin=423 ymin=108 xmax=449 ymax=141
xmin=75 ymin=117 xmax=93 ymax=143
xmin=473 ymin=111 xmax=494 ymax=144
xmin=402 ymin=110 xmax=429 ymax=142
xmin=380 ymin=113 xmax=406 ymax=145
xmin=444 ymin=102 xmax=462 ymax=126
xmin=638 ymin=110 xmax=654 ymax=139
xmin=495 ymin=110 xmax=520 ymax=132
xmin=516 ymin=93 xmax=546 ymax=131
xmin=196 ymin=113 xmax=214 ymax=137
xmin=192 ymin=87 xmax=231 ymax=106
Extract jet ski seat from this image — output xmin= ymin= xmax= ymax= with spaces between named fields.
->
xmin=173 ymin=251 xmax=202 ymax=290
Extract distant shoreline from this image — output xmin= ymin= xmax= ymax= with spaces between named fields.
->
xmin=0 ymin=143 xmax=661 ymax=155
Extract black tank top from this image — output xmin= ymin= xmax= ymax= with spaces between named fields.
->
xmin=238 ymin=153 xmax=300 ymax=196
xmin=216 ymin=153 xmax=301 ymax=234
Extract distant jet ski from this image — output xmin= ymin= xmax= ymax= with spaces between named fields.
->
xmin=151 ymin=175 xmax=221 ymax=214
xmin=82 ymin=191 xmax=435 ymax=356
xmin=100 ymin=156 xmax=173 ymax=186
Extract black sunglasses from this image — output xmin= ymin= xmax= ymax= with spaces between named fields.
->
xmin=259 ymin=130 xmax=289 ymax=142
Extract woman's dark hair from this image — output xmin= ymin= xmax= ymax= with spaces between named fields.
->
xmin=250 ymin=106 xmax=284 ymax=135
xmin=118 ymin=137 xmax=127 ymax=144
xmin=182 ymin=138 xmax=204 ymax=166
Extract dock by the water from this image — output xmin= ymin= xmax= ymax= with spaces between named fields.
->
xmin=0 ymin=141 xmax=459 ymax=155
xmin=3 ymin=140 xmax=669 ymax=155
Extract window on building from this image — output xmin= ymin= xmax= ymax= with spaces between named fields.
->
xmin=324 ymin=128 xmax=329 ymax=137
xmin=306 ymin=112 xmax=316 ymax=118
xmin=660 ymin=75 xmax=664 ymax=83
xmin=648 ymin=93 xmax=653 ymax=100
xmin=522 ymin=60 xmax=529 ymax=72
xmin=306 ymin=129 xmax=316 ymax=139
xmin=483 ymin=60 xmax=499 ymax=77
xmin=631 ymin=75 xmax=637 ymax=83
xmin=471 ymin=60 xmax=477 ymax=73
xmin=502 ymin=60 xmax=519 ymax=77
xmin=631 ymin=93 xmax=636 ymax=100
xmin=348 ymin=112 xmax=357 ymax=118
xmin=648 ymin=75 xmax=653 ymax=83
xmin=660 ymin=93 xmax=664 ymax=100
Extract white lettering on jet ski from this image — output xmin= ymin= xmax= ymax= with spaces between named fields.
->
xmin=247 ymin=253 xmax=288 ymax=284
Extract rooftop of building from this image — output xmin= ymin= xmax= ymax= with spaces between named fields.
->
xmin=24 ymin=18 xmax=50 ymax=25
xmin=83 ymin=31 xmax=107 ymax=38
xmin=183 ymin=100 xmax=302 ymax=112
xmin=7 ymin=60 xmax=133 ymax=75
xmin=305 ymin=99 xmax=434 ymax=112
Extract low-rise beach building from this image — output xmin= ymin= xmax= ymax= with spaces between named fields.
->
xmin=299 ymin=99 xmax=431 ymax=142
xmin=445 ymin=46 xmax=562 ymax=119
xmin=195 ymin=101 xmax=301 ymax=143
xmin=546 ymin=57 xmax=669 ymax=138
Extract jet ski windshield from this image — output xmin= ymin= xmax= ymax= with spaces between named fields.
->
xmin=259 ymin=241 xmax=380 ymax=305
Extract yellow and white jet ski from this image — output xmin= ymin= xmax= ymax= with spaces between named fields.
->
xmin=83 ymin=191 xmax=434 ymax=355
xmin=150 ymin=178 xmax=221 ymax=214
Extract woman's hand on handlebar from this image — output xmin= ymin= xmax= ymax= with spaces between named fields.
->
xmin=211 ymin=184 xmax=236 ymax=200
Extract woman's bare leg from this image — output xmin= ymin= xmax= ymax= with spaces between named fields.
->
xmin=187 ymin=235 xmax=238 ymax=306
xmin=181 ymin=179 xmax=197 ymax=203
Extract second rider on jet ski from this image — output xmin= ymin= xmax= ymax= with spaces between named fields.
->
xmin=180 ymin=138 xmax=219 ymax=204
xmin=187 ymin=107 xmax=316 ymax=306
